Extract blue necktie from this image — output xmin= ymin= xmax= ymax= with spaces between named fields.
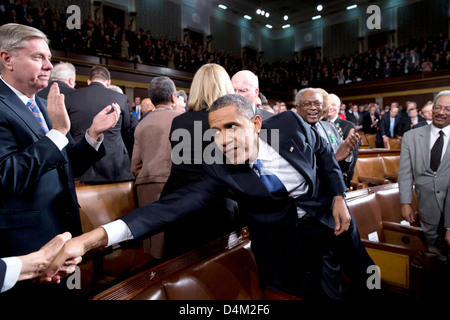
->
xmin=27 ymin=98 xmax=49 ymax=133
xmin=253 ymin=159 xmax=286 ymax=194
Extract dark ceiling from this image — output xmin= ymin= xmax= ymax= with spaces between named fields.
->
xmin=212 ymin=0 xmax=375 ymax=29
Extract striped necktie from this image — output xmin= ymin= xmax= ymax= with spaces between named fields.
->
xmin=253 ymin=159 xmax=287 ymax=195
xmin=27 ymin=98 xmax=49 ymax=133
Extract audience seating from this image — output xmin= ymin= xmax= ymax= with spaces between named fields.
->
xmin=359 ymin=132 xmax=377 ymax=149
xmin=75 ymin=181 xmax=154 ymax=295
xmin=351 ymin=155 xmax=400 ymax=189
xmin=91 ymin=228 xmax=301 ymax=300
xmin=384 ymin=137 xmax=402 ymax=150
xmin=347 ymin=184 xmax=435 ymax=298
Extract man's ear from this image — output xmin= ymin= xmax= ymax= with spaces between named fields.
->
xmin=0 ymin=51 xmax=14 ymax=71
xmin=252 ymin=114 xmax=262 ymax=133
xmin=87 ymin=79 xmax=91 ymax=85
xmin=105 ymin=80 xmax=111 ymax=88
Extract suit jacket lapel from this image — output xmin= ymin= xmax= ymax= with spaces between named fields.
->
xmin=418 ymin=126 xmax=431 ymax=173
xmin=0 ymin=81 xmax=47 ymax=139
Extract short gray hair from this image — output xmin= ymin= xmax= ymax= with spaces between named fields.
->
xmin=0 ymin=23 xmax=49 ymax=72
xmin=295 ymin=87 xmax=323 ymax=105
xmin=148 ymin=76 xmax=176 ymax=105
xmin=51 ymin=62 xmax=76 ymax=81
xmin=209 ymin=94 xmax=254 ymax=120
xmin=433 ymin=90 xmax=450 ymax=105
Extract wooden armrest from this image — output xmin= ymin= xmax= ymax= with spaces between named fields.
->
xmin=382 ymin=221 xmax=423 ymax=235
xmin=384 ymin=174 xmax=398 ymax=182
xmin=350 ymin=181 xmax=364 ymax=190
xmin=358 ymin=176 xmax=390 ymax=185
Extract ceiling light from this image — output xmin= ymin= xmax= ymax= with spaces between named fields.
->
xmin=346 ymin=4 xmax=357 ymax=10
xmin=244 ymin=15 xmax=252 ymax=20
xmin=312 ymin=15 xmax=321 ymax=20
xmin=317 ymin=4 xmax=323 ymax=11
xmin=261 ymin=10 xmax=265 ymax=15
xmin=256 ymin=9 xmax=261 ymax=14
xmin=265 ymin=12 xmax=270 ymax=18
xmin=218 ymin=4 xmax=227 ymax=10
xmin=282 ymin=24 xmax=291 ymax=29
xmin=265 ymin=24 xmax=273 ymax=29
xmin=284 ymin=15 xmax=288 ymax=20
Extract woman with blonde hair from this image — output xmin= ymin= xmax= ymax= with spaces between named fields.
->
xmin=160 ymin=63 xmax=238 ymax=258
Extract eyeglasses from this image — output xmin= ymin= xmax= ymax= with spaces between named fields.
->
xmin=433 ymin=105 xmax=450 ymax=113
xmin=299 ymin=101 xmax=322 ymax=108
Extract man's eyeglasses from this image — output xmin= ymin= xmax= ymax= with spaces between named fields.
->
xmin=433 ymin=105 xmax=450 ymax=113
xmin=299 ymin=101 xmax=322 ymax=108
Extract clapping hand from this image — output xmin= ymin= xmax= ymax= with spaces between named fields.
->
xmin=87 ymin=103 xmax=121 ymax=141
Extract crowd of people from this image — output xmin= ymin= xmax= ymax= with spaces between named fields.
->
xmin=0 ymin=3 xmax=449 ymax=302
xmin=1 ymin=1 xmax=449 ymax=93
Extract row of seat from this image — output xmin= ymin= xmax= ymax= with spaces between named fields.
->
xmin=359 ymin=132 xmax=402 ymax=150
xmin=351 ymin=154 xmax=400 ymax=189
xmin=347 ymin=183 xmax=436 ymax=298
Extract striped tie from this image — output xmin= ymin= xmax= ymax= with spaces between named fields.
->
xmin=27 ymin=98 xmax=49 ymax=133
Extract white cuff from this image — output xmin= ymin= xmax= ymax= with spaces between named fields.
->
xmin=46 ymin=129 xmax=69 ymax=151
xmin=1 ymin=257 xmax=22 ymax=293
xmin=102 ymin=219 xmax=134 ymax=247
xmin=85 ymin=130 xmax=103 ymax=151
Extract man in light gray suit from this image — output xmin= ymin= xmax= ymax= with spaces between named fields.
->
xmin=399 ymin=90 xmax=450 ymax=264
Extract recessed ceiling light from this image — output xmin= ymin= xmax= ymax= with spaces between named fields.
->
xmin=317 ymin=4 xmax=323 ymax=11
xmin=265 ymin=24 xmax=273 ymax=29
xmin=261 ymin=10 xmax=265 ymax=15
xmin=218 ymin=4 xmax=227 ymax=10
xmin=284 ymin=15 xmax=288 ymax=21
xmin=312 ymin=15 xmax=321 ymax=20
xmin=265 ymin=12 xmax=270 ymax=18
xmin=346 ymin=4 xmax=357 ymax=10
xmin=244 ymin=15 xmax=252 ymax=20
xmin=256 ymin=9 xmax=261 ymax=14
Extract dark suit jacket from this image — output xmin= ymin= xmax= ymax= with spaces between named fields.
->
xmin=0 ymin=259 xmax=5 ymax=292
xmin=376 ymin=113 xmax=403 ymax=143
xmin=0 ymin=80 xmax=104 ymax=258
xmin=255 ymin=106 xmax=274 ymax=120
xmin=36 ymin=80 xmax=75 ymax=100
xmin=65 ymin=82 xmax=134 ymax=183
xmin=122 ymin=112 xmax=357 ymax=278
xmin=362 ymin=113 xmax=380 ymax=134
xmin=161 ymin=110 xmax=239 ymax=257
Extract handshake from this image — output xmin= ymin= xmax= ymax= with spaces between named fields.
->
xmin=3 ymin=228 xmax=107 ymax=292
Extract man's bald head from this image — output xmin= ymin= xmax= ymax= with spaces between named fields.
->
xmin=231 ymin=70 xmax=259 ymax=107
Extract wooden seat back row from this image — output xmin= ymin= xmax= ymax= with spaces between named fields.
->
xmin=346 ymin=184 xmax=434 ymax=298
xmin=351 ymin=154 xmax=400 ymax=189
xmin=91 ymin=229 xmax=301 ymax=300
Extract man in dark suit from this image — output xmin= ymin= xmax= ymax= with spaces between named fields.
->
xmin=50 ymin=94 xmax=374 ymax=300
xmin=362 ymin=104 xmax=380 ymax=134
xmin=65 ymin=66 xmax=134 ymax=183
xmin=325 ymin=93 xmax=359 ymax=186
xmin=36 ymin=61 xmax=76 ymax=100
xmin=376 ymin=103 xmax=403 ymax=147
xmin=0 ymin=23 xmax=120 ymax=298
xmin=231 ymin=70 xmax=274 ymax=120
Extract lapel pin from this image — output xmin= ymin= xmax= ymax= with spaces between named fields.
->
xmin=289 ymin=146 xmax=294 ymax=152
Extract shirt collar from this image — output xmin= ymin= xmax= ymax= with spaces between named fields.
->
xmin=431 ymin=124 xmax=450 ymax=137
xmin=329 ymin=115 xmax=339 ymax=123
xmin=0 ymin=76 xmax=35 ymax=106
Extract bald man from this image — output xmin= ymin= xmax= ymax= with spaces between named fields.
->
xmin=139 ymin=98 xmax=154 ymax=121
xmin=231 ymin=70 xmax=273 ymax=120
